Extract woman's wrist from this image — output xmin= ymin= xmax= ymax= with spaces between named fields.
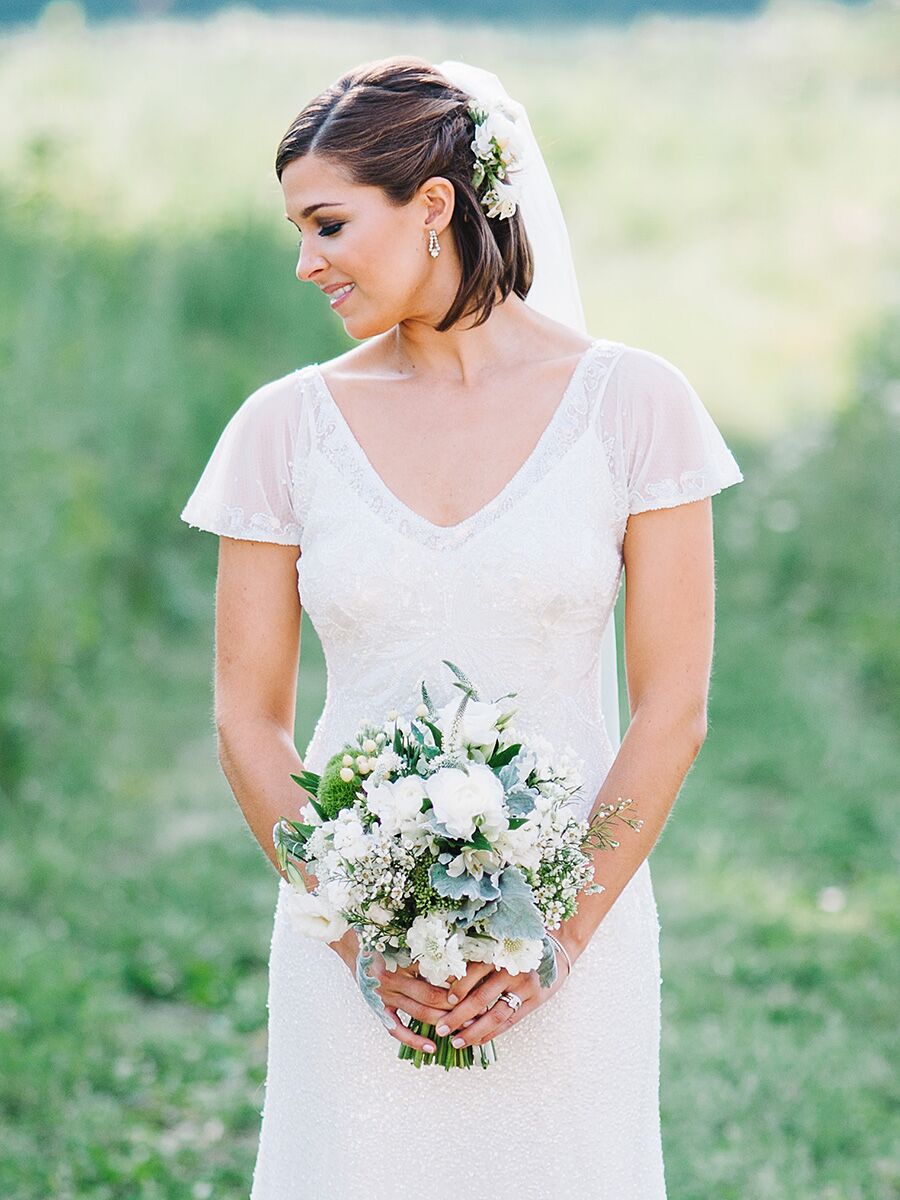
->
xmin=546 ymin=931 xmax=573 ymax=980
xmin=331 ymin=928 xmax=361 ymax=973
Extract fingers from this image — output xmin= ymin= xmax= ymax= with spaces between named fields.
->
xmin=383 ymin=1006 xmax=437 ymax=1055
xmin=439 ymin=972 xmax=541 ymax=1046
xmin=434 ymin=969 xmax=511 ymax=1038
xmin=379 ymin=973 xmax=457 ymax=1015
xmin=444 ymin=960 xmax=495 ymax=1007
xmin=462 ymin=991 xmax=533 ymax=1047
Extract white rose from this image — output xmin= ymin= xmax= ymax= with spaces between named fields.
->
xmin=436 ymin=697 xmax=504 ymax=754
xmin=426 ymin=764 xmax=508 ymax=842
xmin=472 ymin=109 xmax=525 ymax=169
xmin=284 ymin=888 xmax=349 ymax=943
xmin=366 ymin=902 xmax=395 ymax=926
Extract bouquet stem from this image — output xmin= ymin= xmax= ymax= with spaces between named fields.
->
xmin=398 ymin=1019 xmax=498 ymax=1071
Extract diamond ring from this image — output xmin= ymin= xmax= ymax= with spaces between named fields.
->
xmin=498 ymin=990 xmax=523 ymax=1013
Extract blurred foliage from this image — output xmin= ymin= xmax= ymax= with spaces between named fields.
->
xmin=0 ymin=198 xmax=345 ymax=804
xmin=1 ymin=0 xmax=873 ymax=30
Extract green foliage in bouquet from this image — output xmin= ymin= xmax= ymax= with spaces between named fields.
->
xmin=316 ymin=749 xmax=366 ymax=820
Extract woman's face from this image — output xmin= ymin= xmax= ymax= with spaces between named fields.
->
xmin=281 ymin=151 xmax=451 ymax=339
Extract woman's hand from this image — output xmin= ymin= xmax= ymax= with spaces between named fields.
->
xmin=332 ymin=934 xmax=458 ymax=1055
xmin=429 ymin=942 xmax=573 ymax=1049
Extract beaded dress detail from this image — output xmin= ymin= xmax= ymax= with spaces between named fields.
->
xmin=181 ymin=336 xmax=744 ymax=1199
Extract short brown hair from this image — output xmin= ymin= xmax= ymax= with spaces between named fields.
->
xmin=274 ymin=55 xmax=535 ymax=332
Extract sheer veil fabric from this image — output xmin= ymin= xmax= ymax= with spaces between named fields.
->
xmin=435 ymin=59 xmax=624 ymax=753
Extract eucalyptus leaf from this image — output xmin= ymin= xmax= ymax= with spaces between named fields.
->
xmin=505 ymin=789 xmax=537 ymax=818
xmin=486 ymin=867 xmax=545 ymax=941
xmin=449 ymin=896 xmax=501 ymax=926
xmin=430 ymin=861 xmax=501 ymax=903
xmin=538 ymin=935 xmax=559 ymax=988
xmin=355 ymin=951 xmax=395 ymax=1031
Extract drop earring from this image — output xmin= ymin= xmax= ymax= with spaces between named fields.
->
xmin=428 ymin=228 xmax=441 ymax=258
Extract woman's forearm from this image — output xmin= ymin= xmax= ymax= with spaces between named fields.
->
xmin=559 ymin=698 xmax=707 ymax=959
xmin=216 ymin=715 xmax=318 ymax=887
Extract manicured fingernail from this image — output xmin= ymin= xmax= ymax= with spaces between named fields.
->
xmin=448 ymin=994 xmax=458 ymax=1004
xmin=463 ymin=1018 xmax=475 ymax=1028
xmin=451 ymin=1036 xmax=465 ymax=1048
xmin=423 ymin=1043 xmax=436 ymax=1054
xmin=436 ymin=1024 xmax=450 ymax=1036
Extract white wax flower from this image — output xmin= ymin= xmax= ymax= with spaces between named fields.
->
xmin=284 ymin=887 xmax=349 ymax=943
xmin=406 ymin=913 xmax=466 ymax=987
xmin=426 ymin=764 xmax=508 ymax=842
xmin=492 ymin=935 xmax=545 ymax=976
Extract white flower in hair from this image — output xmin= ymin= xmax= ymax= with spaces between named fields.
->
xmin=467 ymin=99 xmax=528 ymax=220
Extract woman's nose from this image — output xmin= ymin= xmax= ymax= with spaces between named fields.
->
xmin=296 ymin=242 xmax=327 ymax=283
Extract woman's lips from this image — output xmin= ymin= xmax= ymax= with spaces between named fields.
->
xmin=329 ymin=284 xmax=355 ymax=309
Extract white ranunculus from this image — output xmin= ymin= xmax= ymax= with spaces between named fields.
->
xmin=364 ymin=775 xmax=427 ymax=837
xmin=284 ymin=887 xmax=349 ymax=943
xmin=406 ymin=913 xmax=466 ymax=987
xmin=322 ymin=876 xmax=363 ymax=912
xmin=436 ymin=696 xmax=505 ymax=755
xmin=330 ymin=808 xmax=369 ymax=861
xmin=459 ymin=933 xmax=499 ymax=964
xmin=494 ymin=820 xmax=542 ymax=871
xmin=426 ymin=764 xmax=508 ymax=842
xmin=491 ymin=935 xmax=545 ymax=976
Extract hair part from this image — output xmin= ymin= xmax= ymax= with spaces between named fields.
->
xmin=275 ymin=55 xmax=534 ymax=332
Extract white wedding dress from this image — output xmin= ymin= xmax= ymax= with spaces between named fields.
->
xmin=181 ymin=336 xmax=744 ymax=1199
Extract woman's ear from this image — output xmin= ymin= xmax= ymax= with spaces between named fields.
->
xmin=418 ymin=175 xmax=456 ymax=233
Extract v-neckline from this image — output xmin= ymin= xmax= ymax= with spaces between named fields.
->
xmin=308 ymin=338 xmax=602 ymax=537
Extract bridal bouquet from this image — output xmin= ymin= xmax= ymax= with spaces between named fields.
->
xmin=274 ymin=660 xmax=641 ymax=1071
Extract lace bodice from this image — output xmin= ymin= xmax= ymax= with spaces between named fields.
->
xmin=181 ymin=337 xmax=744 ymax=814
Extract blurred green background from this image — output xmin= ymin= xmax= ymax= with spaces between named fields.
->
xmin=1 ymin=1 xmax=897 ymax=1197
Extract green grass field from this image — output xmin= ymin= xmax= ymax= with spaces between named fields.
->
xmin=1 ymin=2 xmax=898 ymax=1196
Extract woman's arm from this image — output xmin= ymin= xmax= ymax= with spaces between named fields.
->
xmin=212 ymin=537 xmax=359 ymax=969
xmin=558 ymin=495 xmax=716 ymax=959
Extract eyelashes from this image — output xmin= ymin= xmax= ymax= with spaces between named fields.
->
xmin=297 ymin=222 xmax=344 ymax=248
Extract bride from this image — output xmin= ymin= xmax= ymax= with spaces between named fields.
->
xmin=181 ymin=55 xmax=744 ymax=1199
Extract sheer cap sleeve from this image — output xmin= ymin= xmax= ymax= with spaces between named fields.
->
xmin=600 ymin=345 xmax=745 ymax=515
xmin=180 ymin=370 xmax=308 ymax=545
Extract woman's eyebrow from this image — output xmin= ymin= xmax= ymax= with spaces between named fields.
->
xmin=284 ymin=202 xmax=345 ymax=227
